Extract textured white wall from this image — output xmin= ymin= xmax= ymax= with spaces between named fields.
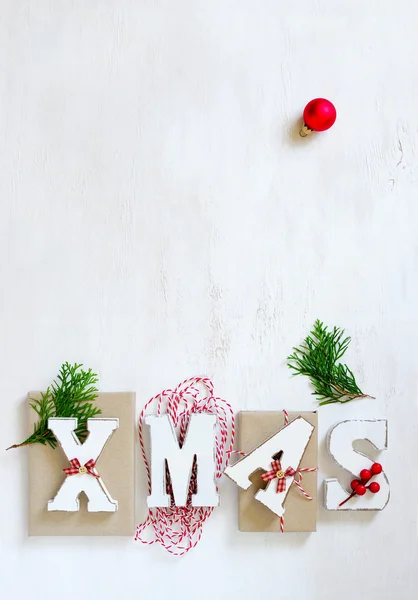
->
xmin=1 ymin=1 xmax=417 ymax=599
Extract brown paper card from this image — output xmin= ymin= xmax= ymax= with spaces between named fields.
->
xmin=238 ymin=411 xmax=318 ymax=532
xmin=28 ymin=392 xmax=135 ymax=536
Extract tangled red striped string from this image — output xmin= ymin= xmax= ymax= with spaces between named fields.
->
xmin=135 ymin=377 xmax=234 ymax=556
xmin=279 ymin=409 xmax=318 ymax=533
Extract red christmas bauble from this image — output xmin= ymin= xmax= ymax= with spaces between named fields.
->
xmin=371 ymin=463 xmax=383 ymax=475
xmin=369 ymin=482 xmax=381 ymax=494
xmin=356 ymin=484 xmax=367 ymax=496
xmin=303 ymin=98 xmax=337 ymax=132
xmin=360 ymin=469 xmax=372 ymax=483
xmin=350 ymin=480 xmax=360 ymax=490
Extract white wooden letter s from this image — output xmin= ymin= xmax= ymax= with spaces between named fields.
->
xmin=48 ymin=417 xmax=119 ymax=512
xmin=146 ymin=414 xmax=219 ymax=508
xmin=224 ymin=417 xmax=314 ymax=518
xmin=325 ymin=419 xmax=390 ymax=510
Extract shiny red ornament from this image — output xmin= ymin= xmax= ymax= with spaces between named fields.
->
xmin=371 ymin=463 xmax=383 ymax=475
xmin=360 ymin=469 xmax=372 ymax=483
xmin=350 ymin=479 xmax=360 ymax=490
xmin=300 ymin=98 xmax=337 ymax=137
xmin=356 ymin=484 xmax=367 ymax=496
xmin=369 ymin=482 xmax=381 ymax=494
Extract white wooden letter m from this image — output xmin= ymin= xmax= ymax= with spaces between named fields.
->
xmin=48 ymin=417 xmax=119 ymax=512
xmin=146 ymin=414 xmax=219 ymax=508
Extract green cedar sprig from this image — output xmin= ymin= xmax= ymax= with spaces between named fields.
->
xmin=7 ymin=362 xmax=101 ymax=450
xmin=287 ymin=319 xmax=373 ymax=406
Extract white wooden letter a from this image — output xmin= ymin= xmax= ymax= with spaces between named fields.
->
xmin=146 ymin=414 xmax=219 ymax=508
xmin=48 ymin=417 xmax=119 ymax=512
xmin=224 ymin=416 xmax=314 ymax=518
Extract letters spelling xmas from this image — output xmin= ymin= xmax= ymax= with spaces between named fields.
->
xmin=47 ymin=414 xmax=389 ymax=514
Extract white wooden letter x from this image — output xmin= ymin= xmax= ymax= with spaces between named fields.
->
xmin=48 ymin=417 xmax=119 ymax=512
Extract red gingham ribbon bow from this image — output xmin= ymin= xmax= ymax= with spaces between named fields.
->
xmin=63 ymin=458 xmax=100 ymax=478
xmin=260 ymin=459 xmax=297 ymax=493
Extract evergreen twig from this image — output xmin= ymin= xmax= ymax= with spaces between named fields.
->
xmin=287 ymin=319 xmax=374 ymax=406
xmin=6 ymin=362 xmax=101 ymax=450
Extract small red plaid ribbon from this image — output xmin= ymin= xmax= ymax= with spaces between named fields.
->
xmin=260 ymin=459 xmax=297 ymax=493
xmin=63 ymin=458 xmax=100 ymax=478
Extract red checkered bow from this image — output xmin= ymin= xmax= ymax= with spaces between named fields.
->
xmin=260 ymin=459 xmax=297 ymax=493
xmin=63 ymin=458 xmax=100 ymax=478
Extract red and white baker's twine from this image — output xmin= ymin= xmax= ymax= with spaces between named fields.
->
xmin=275 ymin=410 xmax=317 ymax=533
xmin=135 ymin=377 xmax=235 ymax=556
xmin=135 ymin=395 xmax=316 ymax=551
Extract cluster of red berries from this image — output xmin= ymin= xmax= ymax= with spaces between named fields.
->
xmin=350 ymin=463 xmax=382 ymax=497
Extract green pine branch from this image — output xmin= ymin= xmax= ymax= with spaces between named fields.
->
xmin=7 ymin=362 xmax=101 ymax=450
xmin=287 ymin=319 xmax=374 ymax=406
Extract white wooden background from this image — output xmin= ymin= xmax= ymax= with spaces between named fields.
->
xmin=1 ymin=2 xmax=417 ymax=599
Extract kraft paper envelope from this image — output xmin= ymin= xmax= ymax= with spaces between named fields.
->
xmin=238 ymin=411 xmax=318 ymax=532
xmin=28 ymin=392 xmax=135 ymax=536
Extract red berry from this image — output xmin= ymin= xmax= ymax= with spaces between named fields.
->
xmin=360 ymin=469 xmax=372 ymax=482
xmin=369 ymin=482 xmax=380 ymax=494
xmin=350 ymin=480 xmax=360 ymax=490
xmin=356 ymin=484 xmax=367 ymax=496
xmin=371 ymin=463 xmax=382 ymax=475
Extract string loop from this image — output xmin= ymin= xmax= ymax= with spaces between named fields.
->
xmin=135 ymin=377 xmax=235 ymax=556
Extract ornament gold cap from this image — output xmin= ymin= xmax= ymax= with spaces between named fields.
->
xmin=299 ymin=123 xmax=313 ymax=138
